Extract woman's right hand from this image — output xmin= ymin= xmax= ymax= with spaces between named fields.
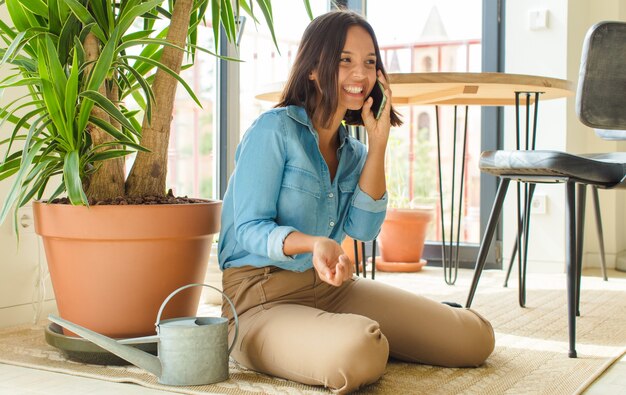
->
xmin=312 ymin=238 xmax=354 ymax=286
xmin=361 ymin=70 xmax=392 ymax=151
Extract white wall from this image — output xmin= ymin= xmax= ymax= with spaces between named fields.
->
xmin=503 ymin=0 xmax=569 ymax=272
xmin=503 ymin=0 xmax=626 ymax=272
xmin=0 ymin=6 xmax=56 ymax=328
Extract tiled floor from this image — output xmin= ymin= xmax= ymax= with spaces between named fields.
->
xmin=1 ymin=268 xmax=625 ymax=395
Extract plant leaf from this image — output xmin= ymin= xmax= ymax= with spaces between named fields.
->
xmin=0 ymin=139 xmax=45 ymax=224
xmin=255 ymin=0 xmax=280 ymax=54
xmin=0 ymin=30 xmax=26 ymax=66
xmin=116 ymin=0 xmax=163 ymax=36
xmin=58 ymin=13 xmax=80 ymax=65
xmin=38 ymin=44 xmax=68 ymax=143
xmin=122 ymin=54 xmax=203 ymax=107
xmin=0 ymin=77 xmax=40 ymax=89
xmin=90 ymin=149 xmax=135 ymax=162
xmin=220 ymin=0 xmax=236 ymax=44
xmin=63 ymin=150 xmax=88 ymax=205
xmin=6 ymin=0 xmax=34 ymax=31
xmin=117 ymin=37 xmax=187 ymax=54
xmin=86 ymin=28 xmax=118 ymax=92
xmin=64 ymin=48 xmax=79 ymax=134
xmin=64 ymin=0 xmax=106 ymax=42
xmin=44 ymin=36 xmax=67 ymax=100
xmin=302 ymin=0 xmax=313 ymax=20
xmin=88 ymin=115 xmax=137 ymax=144
xmin=120 ymin=29 xmax=155 ymax=43
xmin=81 ymin=90 xmax=140 ymax=136
xmin=117 ymin=62 xmax=154 ymax=120
xmin=211 ymin=0 xmax=220 ymax=52
xmin=15 ymin=0 xmax=48 ymax=17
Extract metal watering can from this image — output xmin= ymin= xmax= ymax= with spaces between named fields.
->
xmin=49 ymin=283 xmax=238 ymax=386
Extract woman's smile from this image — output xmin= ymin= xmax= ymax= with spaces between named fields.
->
xmin=343 ymin=84 xmax=365 ymax=96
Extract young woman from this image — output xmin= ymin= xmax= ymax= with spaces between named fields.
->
xmin=218 ymin=10 xmax=495 ymax=394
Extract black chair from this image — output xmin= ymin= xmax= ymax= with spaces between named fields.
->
xmin=465 ymin=21 xmax=626 ymax=358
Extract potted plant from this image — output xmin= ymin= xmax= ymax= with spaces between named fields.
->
xmin=375 ymin=127 xmax=436 ymax=272
xmin=0 ymin=0 xmax=312 ymax=338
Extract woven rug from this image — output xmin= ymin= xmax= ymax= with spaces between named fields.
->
xmin=1 ymin=268 xmax=625 ymax=395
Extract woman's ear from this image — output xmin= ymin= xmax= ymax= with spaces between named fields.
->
xmin=309 ymin=70 xmax=318 ymax=81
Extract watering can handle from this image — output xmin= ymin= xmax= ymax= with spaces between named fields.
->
xmin=155 ymin=283 xmax=239 ymax=355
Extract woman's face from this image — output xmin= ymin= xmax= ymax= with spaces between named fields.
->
xmin=311 ymin=25 xmax=378 ymax=116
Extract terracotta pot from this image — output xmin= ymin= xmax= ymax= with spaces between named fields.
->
xmin=33 ymin=200 xmax=221 ymax=338
xmin=377 ymin=207 xmax=434 ymax=263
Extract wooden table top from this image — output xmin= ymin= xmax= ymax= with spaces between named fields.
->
xmin=255 ymin=72 xmax=575 ymax=106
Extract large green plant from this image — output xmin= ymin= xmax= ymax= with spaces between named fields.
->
xmin=0 ymin=0 xmax=312 ymax=225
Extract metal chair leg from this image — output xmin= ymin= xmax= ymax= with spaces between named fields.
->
xmin=518 ymin=183 xmax=536 ymax=307
xmin=371 ymin=238 xmax=376 ymax=280
xmin=592 ymin=187 xmax=608 ymax=281
xmin=361 ymin=241 xmax=367 ymax=278
xmin=503 ymin=239 xmax=517 ymax=287
xmin=575 ymin=184 xmax=586 ymax=317
xmin=353 ymin=240 xmax=360 ymax=277
xmin=352 ymin=239 xmax=376 ymax=279
xmin=565 ymin=182 xmax=578 ymax=358
xmin=466 ymin=178 xmax=511 ymax=308
xmin=503 ymin=187 xmax=535 ymax=289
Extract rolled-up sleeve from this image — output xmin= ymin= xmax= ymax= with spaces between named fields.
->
xmin=343 ymin=184 xmax=387 ymax=241
xmin=232 ymin=113 xmax=296 ymax=261
xmin=267 ymin=225 xmax=298 ymax=261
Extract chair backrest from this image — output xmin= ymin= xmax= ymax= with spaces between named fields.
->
xmin=576 ymin=21 xmax=626 ymax=134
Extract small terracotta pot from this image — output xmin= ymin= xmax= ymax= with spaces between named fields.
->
xmin=33 ymin=200 xmax=221 ymax=338
xmin=377 ymin=207 xmax=434 ymax=263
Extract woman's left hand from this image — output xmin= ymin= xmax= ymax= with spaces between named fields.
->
xmin=312 ymin=238 xmax=354 ymax=287
xmin=361 ymin=70 xmax=392 ymax=150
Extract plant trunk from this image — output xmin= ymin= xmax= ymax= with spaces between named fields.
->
xmin=125 ymin=0 xmax=193 ymax=197
xmin=83 ymin=33 xmax=125 ymax=201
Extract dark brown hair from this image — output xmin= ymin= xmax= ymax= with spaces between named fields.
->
xmin=276 ymin=10 xmax=402 ymax=128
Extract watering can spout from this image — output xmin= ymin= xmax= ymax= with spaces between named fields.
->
xmin=48 ymin=315 xmax=162 ymax=378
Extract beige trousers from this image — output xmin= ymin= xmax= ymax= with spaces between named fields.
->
xmin=221 ymin=266 xmax=495 ymax=394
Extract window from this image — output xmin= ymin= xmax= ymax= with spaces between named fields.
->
xmin=169 ymin=25 xmax=217 ymax=199
xmin=367 ymin=0 xmax=484 ymax=245
xmin=238 ymin=0 xmax=328 ymax=139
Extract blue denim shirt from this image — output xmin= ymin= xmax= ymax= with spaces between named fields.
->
xmin=218 ymin=105 xmax=387 ymax=271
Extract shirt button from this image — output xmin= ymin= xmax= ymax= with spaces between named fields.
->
xmin=328 ymin=192 xmax=334 ymax=198
xmin=329 ymin=221 xmax=335 ymax=227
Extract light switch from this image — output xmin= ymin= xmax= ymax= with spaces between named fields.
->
xmin=529 ymin=9 xmax=549 ymax=31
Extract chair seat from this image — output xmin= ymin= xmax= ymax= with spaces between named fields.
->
xmin=479 ymin=150 xmax=626 ymax=187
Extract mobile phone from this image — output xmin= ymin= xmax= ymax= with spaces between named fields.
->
xmin=369 ymin=80 xmax=387 ymax=120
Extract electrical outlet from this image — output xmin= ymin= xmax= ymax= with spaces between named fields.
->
xmin=531 ymin=194 xmax=547 ymax=215
xmin=15 ymin=205 xmax=35 ymax=234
